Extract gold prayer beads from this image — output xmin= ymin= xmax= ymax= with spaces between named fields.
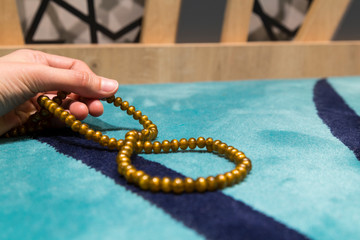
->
xmin=3 ymin=92 xmax=252 ymax=193
xmin=116 ymin=132 xmax=251 ymax=193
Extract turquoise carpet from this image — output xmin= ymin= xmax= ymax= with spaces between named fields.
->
xmin=1 ymin=77 xmax=360 ymax=240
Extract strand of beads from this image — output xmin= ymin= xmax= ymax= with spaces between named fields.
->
xmin=4 ymin=91 xmax=69 ymax=138
xmin=35 ymin=95 xmax=158 ymax=149
xmin=117 ymin=131 xmax=252 ymax=194
xmin=5 ymin=92 xmax=252 ymax=194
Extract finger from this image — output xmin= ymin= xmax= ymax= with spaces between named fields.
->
xmin=83 ymin=99 xmax=104 ymax=117
xmin=68 ymin=101 xmax=89 ymax=120
xmin=29 ymin=64 xmax=118 ymax=99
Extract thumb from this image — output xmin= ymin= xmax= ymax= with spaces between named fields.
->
xmin=31 ymin=64 xmax=119 ymax=98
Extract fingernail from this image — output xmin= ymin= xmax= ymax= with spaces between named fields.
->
xmin=100 ymin=78 xmax=118 ymax=92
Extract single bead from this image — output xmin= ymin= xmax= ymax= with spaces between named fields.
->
xmin=126 ymin=130 xmax=139 ymax=140
xmin=108 ymin=138 xmax=117 ymax=150
xmin=79 ymin=124 xmax=89 ymax=135
xmin=126 ymin=106 xmax=136 ymax=115
xmin=152 ymin=141 xmax=161 ymax=153
xmin=37 ymin=95 xmax=49 ymax=106
xmin=124 ymin=168 xmax=136 ymax=183
xmin=135 ymin=141 xmax=144 ymax=153
xmin=216 ymin=174 xmax=227 ymax=189
xmin=218 ymin=143 xmax=228 ymax=155
xmin=99 ymin=135 xmax=110 ymax=147
xmin=236 ymin=165 xmax=248 ymax=176
xmin=172 ymin=178 xmax=185 ymax=194
xmin=92 ymin=131 xmax=103 ymax=142
xmin=241 ymin=158 xmax=252 ymax=171
xmin=116 ymin=139 xmax=125 ymax=150
xmin=171 ymin=139 xmax=179 ymax=152
xmin=52 ymin=96 xmax=62 ymax=105
xmin=117 ymin=162 xmax=131 ymax=175
xmin=225 ymin=172 xmax=235 ymax=186
xmin=64 ymin=115 xmax=76 ymax=126
xmin=133 ymin=110 xmax=142 ymax=120
xmin=139 ymin=115 xmax=148 ymax=125
xmin=71 ymin=120 xmax=82 ymax=132
xmin=161 ymin=177 xmax=172 ymax=193
xmin=18 ymin=126 xmax=26 ymax=135
xmin=120 ymin=101 xmax=129 ymax=110
xmin=114 ymin=97 xmax=122 ymax=107
xmin=44 ymin=99 xmax=53 ymax=109
xmin=54 ymin=107 xmax=64 ymax=118
xmin=213 ymin=140 xmax=221 ymax=152
xmin=149 ymin=177 xmax=161 ymax=192
xmin=196 ymin=137 xmax=206 ymax=148
xmin=143 ymin=120 xmax=153 ymax=129
xmin=57 ymin=91 xmax=68 ymax=100
xmin=206 ymin=176 xmax=218 ymax=191
xmin=229 ymin=148 xmax=239 ymax=161
xmin=195 ymin=177 xmax=207 ymax=192
xmin=85 ymin=129 xmax=95 ymax=140
xmin=141 ymin=129 xmax=150 ymax=140
xmin=179 ymin=138 xmax=188 ymax=150
xmin=234 ymin=152 xmax=246 ymax=164
xmin=9 ymin=128 xmax=18 ymax=137
xmin=40 ymin=109 xmax=50 ymax=118
xmin=139 ymin=174 xmax=150 ymax=190
xmin=205 ymin=138 xmax=214 ymax=152
xmin=161 ymin=140 xmax=171 ymax=152
xmin=143 ymin=141 xmax=153 ymax=153
xmin=133 ymin=170 xmax=145 ymax=184
xmin=188 ymin=138 xmax=197 ymax=149
xmin=48 ymin=102 xmax=59 ymax=113
xmin=59 ymin=111 xmax=69 ymax=122
xmin=27 ymin=125 xmax=35 ymax=133
xmin=116 ymin=155 xmax=130 ymax=164
xmin=182 ymin=178 xmax=195 ymax=193
xmin=30 ymin=112 xmax=42 ymax=123
xmin=106 ymin=95 xmax=115 ymax=103
xmin=147 ymin=124 xmax=157 ymax=130
xmin=231 ymin=169 xmax=243 ymax=183
xmin=148 ymin=129 xmax=157 ymax=141
xmin=225 ymin=146 xmax=235 ymax=158
xmin=38 ymin=121 xmax=48 ymax=129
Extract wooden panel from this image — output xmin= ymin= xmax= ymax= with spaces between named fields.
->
xmin=0 ymin=0 xmax=24 ymax=45
xmin=221 ymin=0 xmax=254 ymax=43
xmin=294 ymin=0 xmax=351 ymax=42
xmin=140 ymin=0 xmax=182 ymax=44
xmin=0 ymin=42 xmax=360 ymax=83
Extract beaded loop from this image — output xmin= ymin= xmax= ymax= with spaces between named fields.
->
xmin=3 ymin=92 xmax=252 ymax=193
xmin=117 ymin=134 xmax=251 ymax=193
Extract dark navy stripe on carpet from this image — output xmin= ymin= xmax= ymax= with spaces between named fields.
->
xmin=314 ymin=79 xmax=360 ymax=160
xmin=36 ymin=130 xmax=308 ymax=240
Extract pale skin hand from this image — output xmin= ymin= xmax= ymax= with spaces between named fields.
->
xmin=0 ymin=49 xmax=119 ymax=136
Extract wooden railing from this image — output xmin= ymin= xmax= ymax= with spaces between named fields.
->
xmin=0 ymin=0 xmax=358 ymax=84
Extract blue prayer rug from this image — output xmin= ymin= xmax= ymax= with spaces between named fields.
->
xmin=1 ymin=76 xmax=360 ymax=240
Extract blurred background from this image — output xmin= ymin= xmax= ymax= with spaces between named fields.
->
xmin=15 ymin=0 xmax=360 ymax=44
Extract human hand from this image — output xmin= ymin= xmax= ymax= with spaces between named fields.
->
xmin=0 ymin=49 xmax=119 ymax=136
